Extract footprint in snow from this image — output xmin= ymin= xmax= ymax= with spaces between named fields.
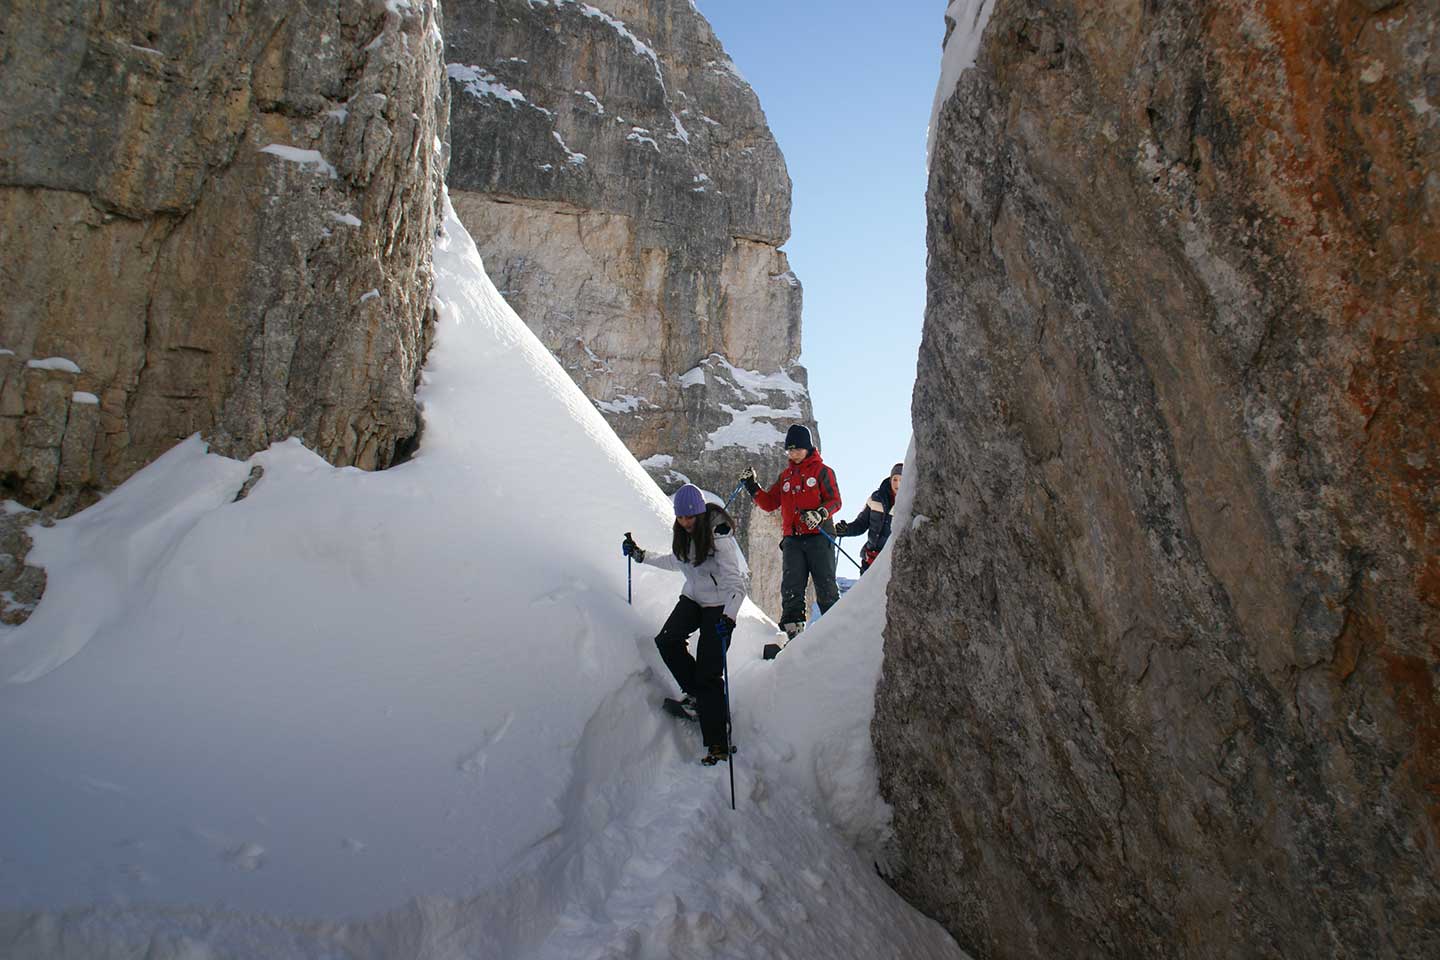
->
xmin=222 ymin=842 xmax=266 ymax=871
xmin=457 ymin=712 xmax=515 ymax=775
xmin=120 ymin=863 xmax=154 ymax=884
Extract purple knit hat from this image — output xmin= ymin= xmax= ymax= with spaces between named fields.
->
xmin=672 ymin=483 xmax=707 ymax=517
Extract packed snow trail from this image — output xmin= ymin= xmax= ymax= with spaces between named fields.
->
xmin=0 ymin=198 xmax=966 ymax=958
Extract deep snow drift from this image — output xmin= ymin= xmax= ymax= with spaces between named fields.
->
xmin=0 ymin=199 xmax=964 ymax=958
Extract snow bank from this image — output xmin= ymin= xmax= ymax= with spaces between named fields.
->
xmin=0 ymin=200 xmax=964 ymax=958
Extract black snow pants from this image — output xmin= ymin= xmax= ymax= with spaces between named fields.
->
xmin=654 ymin=596 xmax=731 ymax=748
xmin=780 ymin=533 xmax=840 ymax=626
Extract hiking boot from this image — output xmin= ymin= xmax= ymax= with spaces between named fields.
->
xmin=700 ymin=743 xmax=735 ymax=766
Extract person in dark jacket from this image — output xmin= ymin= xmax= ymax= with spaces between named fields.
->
xmin=835 ymin=462 xmax=902 ymax=574
xmin=738 ymin=424 xmax=842 ymax=638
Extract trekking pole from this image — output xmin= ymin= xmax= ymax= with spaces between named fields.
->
xmin=722 ymin=631 xmax=736 ymax=810
xmin=624 ymin=532 xmax=633 ymax=605
xmin=721 ymin=480 xmax=746 ymax=514
xmin=817 ymin=527 xmax=863 ymax=571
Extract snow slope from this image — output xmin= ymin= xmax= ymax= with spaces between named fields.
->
xmin=0 ymin=198 xmax=964 ymax=958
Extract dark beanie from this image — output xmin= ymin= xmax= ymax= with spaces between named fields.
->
xmin=784 ymin=424 xmax=814 ymax=451
xmin=891 ymin=462 xmax=904 ymax=477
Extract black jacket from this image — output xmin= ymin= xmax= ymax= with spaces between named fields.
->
xmin=836 ymin=478 xmax=896 ymax=553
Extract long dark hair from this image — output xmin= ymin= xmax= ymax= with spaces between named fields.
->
xmin=673 ymin=503 xmax=734 ymax=567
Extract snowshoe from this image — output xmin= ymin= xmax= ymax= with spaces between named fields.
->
xmin=662 ymin=696 xmax=698 ymax=721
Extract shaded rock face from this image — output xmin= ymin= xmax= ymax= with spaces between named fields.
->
xmin=0 ymin=0 xmax=449 ymax=514
xmin=444 ymin=0 xmax=813 ymax=617
xmin=877 ymin=2 xmax=1438 ymax=958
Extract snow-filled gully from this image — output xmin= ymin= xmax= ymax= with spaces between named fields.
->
xmin=0 ymin=198 xmax=966 ymax=959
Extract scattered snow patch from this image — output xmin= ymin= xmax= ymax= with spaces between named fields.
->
xmin=704 ymin=406 xmax=797 ymax=453
xmin=596 ymin=394 xmax=648 ymax=414
xmin=553 ymin=130 xmax=588 ymax=165
xmin=447 ymin=64 xmax=531 ymax=109
xmin=706 ymin=57 xmax=748 ymax=87
xmin=626 ymin=128 xmax=659 ymax=151
xmin=258 ymin=144 xmax=338 ymax=179
xmin=684 ymin=354 xmax=808 ymax=402
xmin=27 ymin=357 xmax=82 ymax=374
xmin=576 ymin=90 xmax=605 ymax=114
xmin=71 ymin=392 xmax=99 ymax=406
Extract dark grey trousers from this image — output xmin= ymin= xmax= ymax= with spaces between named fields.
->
xmin=654 ymin=597 xmax=731 ymax=748
xmin=780 ymin=533 xmax=840 ymax=626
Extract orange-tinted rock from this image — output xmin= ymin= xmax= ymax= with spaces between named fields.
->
xmin=878 ymin=2 xmax=1438 ymax=957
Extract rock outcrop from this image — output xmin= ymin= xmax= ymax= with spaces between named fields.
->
xmin=877 ymin=2 xmax=1438 ymax=958
xmin=0 ymin=0 xmax=449 ymax=515
xmin=443 ymin=0 xmax=814 ymax=617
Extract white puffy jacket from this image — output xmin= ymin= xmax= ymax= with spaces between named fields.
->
xmin=638 ymin=509 xmax=749 ymax=620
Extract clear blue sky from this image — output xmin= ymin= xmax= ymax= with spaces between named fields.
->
xmin=696 ymin=1 xmax=947 ymax=520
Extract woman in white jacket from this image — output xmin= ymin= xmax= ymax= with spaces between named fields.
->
xmin=623 ymin=483 xmax=748 ymax=765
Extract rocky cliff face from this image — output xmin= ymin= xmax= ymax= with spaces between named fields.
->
xmin=877 ymin=2 xmax=1438 ymax=958
xmin=0 ymin=0 xmax=449 ymax=521
xmin=443 ymin=0 xmax=813 ymax=616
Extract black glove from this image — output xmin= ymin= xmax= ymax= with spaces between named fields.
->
xmin=739 ymin=467 xmax=760 ymax=495
xmin=622 ymin=532 xmax=645 ymax=562
xmin=800 ymin=507 xmax=828 ymax=529
xmin=834 ymin=520 xmax=849 ymax=536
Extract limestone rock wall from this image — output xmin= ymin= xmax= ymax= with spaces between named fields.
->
xmin=443 ymin=0 xmax=814 ymax=619
xmin=876 ymin=2 xmax=1439 ymax=958
xmin=0 ymin=0 xmax=449 ymax=514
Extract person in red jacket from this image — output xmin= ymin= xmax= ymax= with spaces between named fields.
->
xmin=740 ymin=424 xmax=842 ymax=638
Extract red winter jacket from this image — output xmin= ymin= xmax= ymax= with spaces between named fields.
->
xmin=753 ymin=452 xmax=842 ymax=537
